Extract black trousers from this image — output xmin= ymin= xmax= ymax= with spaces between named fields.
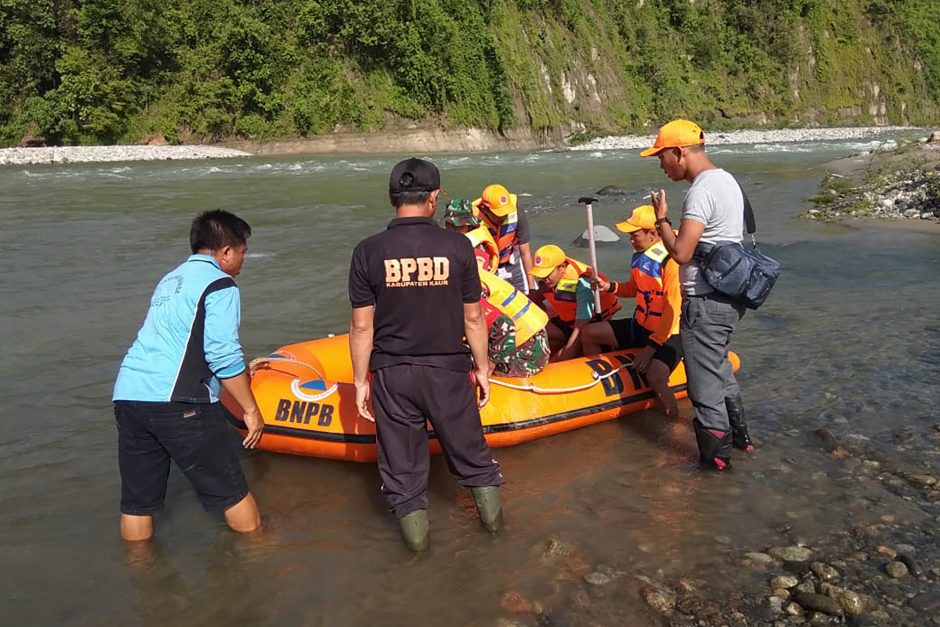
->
xmin=371 ymin=364 xmax=504 ymax=518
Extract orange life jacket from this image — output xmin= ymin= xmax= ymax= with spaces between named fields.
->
xmin=480 ymin=210 xmax=520 ymax=266
xmin=465 ymin=225 xmax=499 ymax=272
xmin=631 ymin=242 xmax=679 ymax=337
xmin=542 ymin=258 xmax=621 ymax=323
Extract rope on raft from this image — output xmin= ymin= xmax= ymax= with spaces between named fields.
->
xmin=488 ymin=359 xmax=634 ymax=394
xmin=249 ymin=356 xmax=339 ymax=403
xmin=249 ymin=355 xmax=635 ymax=396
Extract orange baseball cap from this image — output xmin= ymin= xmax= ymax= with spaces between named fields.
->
xmin=472 ymin=184 xmax=517 ymax=217
xmin=530 ymin=244 xmax=566 ymax=278
xmin=615 ymin=205 xmax=656 ymax=233
xmin=640 ymin=119 xmax=705 ymax=157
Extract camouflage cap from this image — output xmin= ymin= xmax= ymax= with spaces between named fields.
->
xmin=443 ymin=198 xmax=481 ymax=228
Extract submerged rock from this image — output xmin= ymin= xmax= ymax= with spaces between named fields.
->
xmin=572 ymin=225 xmax=620 ymax=248
xmin=885 ymin=561 xmax=909 ymax=578
xmin=769 ymin=546 xmax=814 ymax=562
xmin=793 ymin=591 xmax=844 ymax=616
xmin=641 ymin=586 xmax=676 ymax=613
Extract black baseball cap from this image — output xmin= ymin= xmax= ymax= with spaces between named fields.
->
xmin=389 ymin=158 xmax=441 ymax=193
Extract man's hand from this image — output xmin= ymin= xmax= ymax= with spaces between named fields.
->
xmin=473 ymin=367 xmax=490 ymax=408
xmin=355 ymin=380 xmax=374 ymax=422
xmin=242 ymin=406 xmax=264 ymax=449
xmin=632 ymin=345 xmax=656 ymax=374
xmin=590 ymin=277 xmax=611 ymax=292
xmin=651 ymin=189 xmax=669 ymax=221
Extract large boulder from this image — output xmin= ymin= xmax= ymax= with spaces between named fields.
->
xmin=572 ymin=225 xmax=620 ymax=248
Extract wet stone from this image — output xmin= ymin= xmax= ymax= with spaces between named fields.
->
xmin=796 ymin=581 xmax=817 ymax=594
xmin=771 ymin=575 xmax=800 ymax=589
xmin=794 ymin=591 xmax=844 ymax=616
xmin=821 ymin=584 xmax=864 ymax=616
xmin=769 ymin=546 xmax=814 ymax=562
xmin=772 ymin=588 xmax=791 ymax=598
xmin=583 ymin=571 xmax=610 ymax=586
xmin=906 ymin=473 xmax=938 ymax=487
xmin=896 ymin=554 xmax=921 ymax=576
xmin=785 ymin=602 xmax=804 ymax=616
xmin=641 ymin=586 xmax=676 ymax=614
xmin=500 ymin=591 xmax=535 ymax=614
xmin=811 ymin=562 xmax=840 ymax=581
xmin=744 ymin=552 xmax=776 ymax=566
xmin=875 ymin=545 xmax=897 ymax=559
xmin=909 ymin=591 xmax=940 ymax=612
xmin=885 ymin=561 xmax=909 ymax=578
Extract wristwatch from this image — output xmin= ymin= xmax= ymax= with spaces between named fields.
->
xmin=655 ymin=217 xmax=671 ymax=227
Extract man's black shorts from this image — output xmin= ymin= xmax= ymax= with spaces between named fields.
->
xmin=548 ymin=316 xmax=574 ymax=341
xmin=609 ymin=318 xmax=683 ymax=372
xmin=114 ymin=401 xmax=249 ymax=515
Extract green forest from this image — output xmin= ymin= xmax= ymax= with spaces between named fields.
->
xmin=1 ymin=0 xmax=939 ymax=146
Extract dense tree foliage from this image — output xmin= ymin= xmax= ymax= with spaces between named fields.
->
xmin=0 ymin=0 xmax=937 ymax=145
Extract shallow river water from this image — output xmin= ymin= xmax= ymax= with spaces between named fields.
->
xmin=2 ymin=135 xmax=939 ymax=626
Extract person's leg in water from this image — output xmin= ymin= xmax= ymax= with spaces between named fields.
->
xmin=644 ymin=358 xmax=678 ymax=418
xmin=224 ymin=493 xmax=262 ymax=532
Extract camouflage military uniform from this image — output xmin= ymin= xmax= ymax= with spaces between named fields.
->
xmin=488 ymin=314 xmax=550 ymax=378
xmin=442 ymin=199 xmax=481 ymax=229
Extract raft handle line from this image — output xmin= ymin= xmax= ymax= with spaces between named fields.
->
xmin=250 ymin=355 xmax=634 ymax=396
xmin=249 ymin=356 xmax=339 ymax=403
xmin=489 ymin=359 xmax=634 ymax=394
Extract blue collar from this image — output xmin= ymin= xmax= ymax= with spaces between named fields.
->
xmin=187 ymin=253 xmax=221 ymax=269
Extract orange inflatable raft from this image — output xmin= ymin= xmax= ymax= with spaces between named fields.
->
xmin=222 ymin=334 xmax=740 ymax=462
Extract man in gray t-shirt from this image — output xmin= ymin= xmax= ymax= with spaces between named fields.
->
xmin=642 ymin=119 xmax=755 ymax=470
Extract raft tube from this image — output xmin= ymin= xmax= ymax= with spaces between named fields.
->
xmin=222 ymin=334 xmax=740 ymax=462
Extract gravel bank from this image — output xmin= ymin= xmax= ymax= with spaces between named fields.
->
xmin=571 ymin=126 xmax=917 ymax=151
xmin=0 ymin=145 xmax=250 ymax=166
xmin=806 ymin=135 xmax=940 ymax=225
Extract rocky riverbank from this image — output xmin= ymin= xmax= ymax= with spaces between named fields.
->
xmin=570 ymin=126 xmax=916 ymax=152
xmin=0 ymin=126 xmax=923 ymax=165
xmin=493 ymin=422 xmax=940 ymax=627
xmin=0 ymin=145 xmax=250 ymax=166
xmin=806 ymin=132 xmax=940 ymax=225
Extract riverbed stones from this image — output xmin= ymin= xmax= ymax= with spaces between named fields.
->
xmin=573 ymin=225 xmax=619 ymax=247
xmin=910 ymin=591 xmax=940 ymax=612
xmin=743 ymin=552 xmax=777 ymax=567
xmin=809 ymin=562 xmax=840 ymax=581
xmin=793 ymin=591 xmax=844 ymax=616
xmin=819 ymin=583 xmax=864 ymax=616
xmin=771 ymin=575 xmax=799 ymax=589
xmin=905 ymin=473 xmax=937 ymax=487
xmin=895 ymin=553 xmax=921 ymax=576
xmin=769 ymin=546 xmax=814 ymax=562
xmin=885 ymin=560 xmax=909 ymax=578
xmin=641 ymin=585 xmax=676 ymax=613
xmin=583 ymin=571 xmax=610 ymax=586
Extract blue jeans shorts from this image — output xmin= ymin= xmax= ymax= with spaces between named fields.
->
xmin=115 ymin=401 xmax=249 ymax=515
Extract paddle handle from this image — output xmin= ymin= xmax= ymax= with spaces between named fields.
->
xmin=579 ymin=196 xmax=602 ymax=314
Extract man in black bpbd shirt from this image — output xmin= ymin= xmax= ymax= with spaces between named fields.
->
xmin=348 ymin=157 xmax=505 ymax=552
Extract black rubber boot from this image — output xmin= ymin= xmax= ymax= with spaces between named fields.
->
xmin=692 ymin=418 xmax=733 ymax=470
xmin=470 ymin=486 xmax=504 ymax=534
xmin=398 ymin=509 xmax=429 ymax=552
xmin=725 ymin=394 xmax=755 ymax=452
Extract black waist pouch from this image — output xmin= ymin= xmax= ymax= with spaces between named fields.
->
xmin=695 ymin=240 xmax=781 ymax=310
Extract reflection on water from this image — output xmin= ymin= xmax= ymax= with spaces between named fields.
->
xmin=1 ymin=138 xmax=938 ymax=625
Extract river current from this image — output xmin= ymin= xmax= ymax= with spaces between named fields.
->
xmin=1 ymin=134 xmax=938 ymax=626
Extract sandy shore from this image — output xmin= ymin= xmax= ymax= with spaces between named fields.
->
xmin=0 ymin=125 xmax=925 ymax=166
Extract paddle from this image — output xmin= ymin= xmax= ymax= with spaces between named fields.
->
xmin=578 ymin=196 xmax=603 ymax=316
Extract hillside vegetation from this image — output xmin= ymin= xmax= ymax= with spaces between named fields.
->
xmin=1 ymin=0 xmax=938 ymax=146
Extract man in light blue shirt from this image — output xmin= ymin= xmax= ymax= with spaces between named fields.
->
xmin=113 ymin=210 xmax=264 ymax=542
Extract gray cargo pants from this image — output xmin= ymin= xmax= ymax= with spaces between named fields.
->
xmin=371 ymin=364 xmax=504 ymax=519
xmin=680 ymin=292 xmax=746 ymax=431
